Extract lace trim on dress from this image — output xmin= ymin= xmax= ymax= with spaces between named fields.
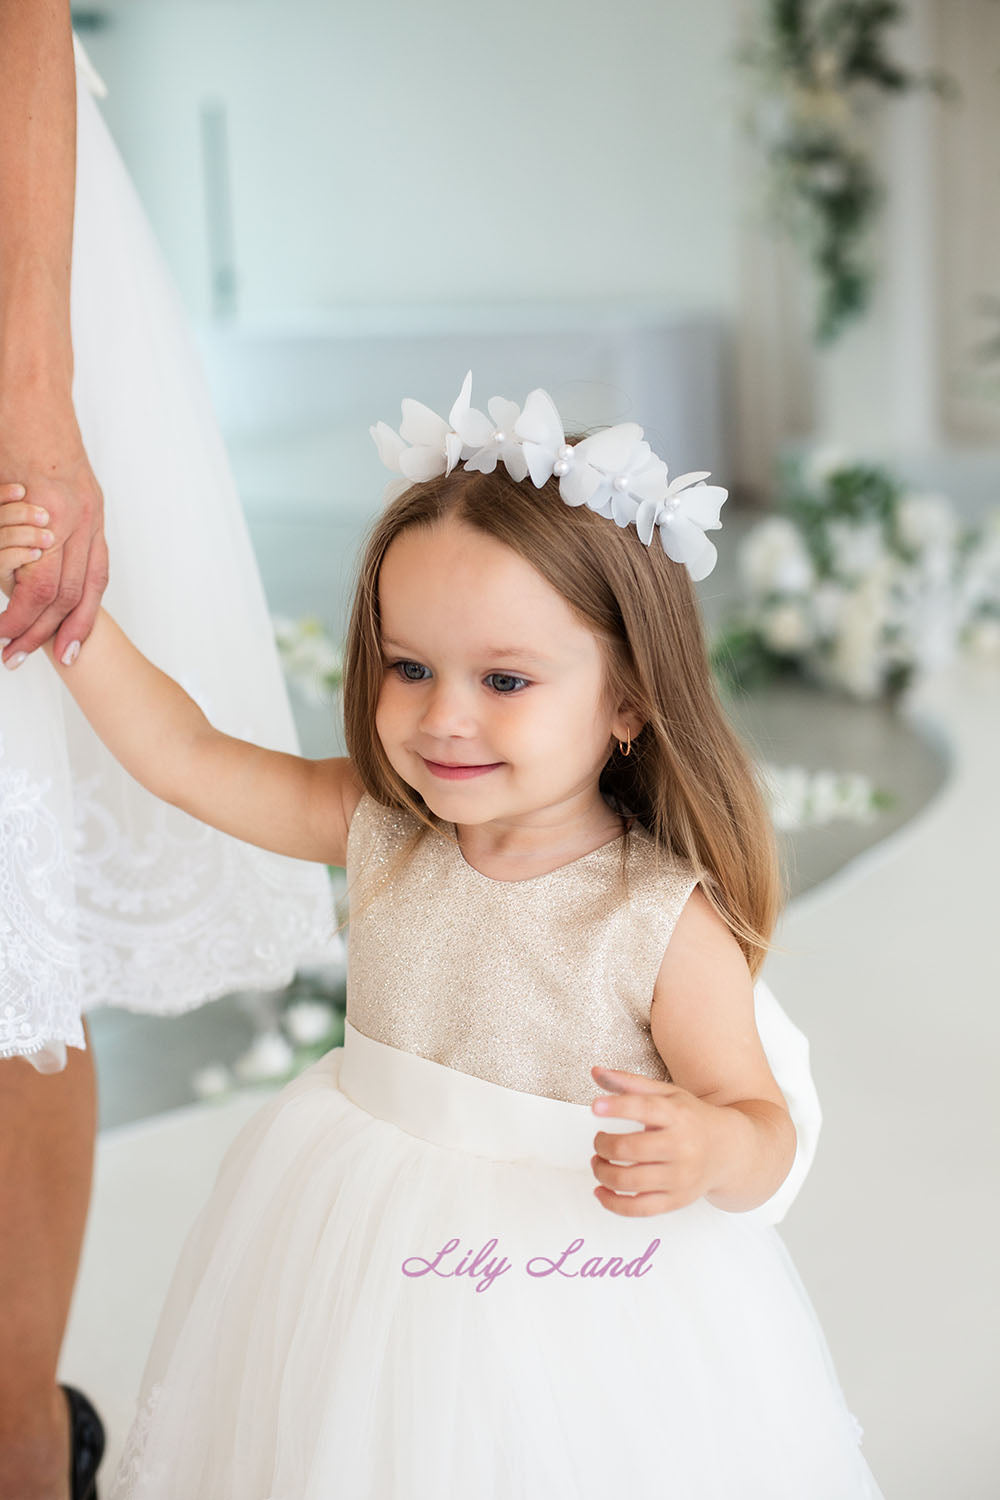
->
xmin=109 ymin=1383 xmax=163 ymax=1499
xmin=0 ymin=734 xmax=336 ymax=1060
xmin=0 ymin=734 xmax=85 ymax=1058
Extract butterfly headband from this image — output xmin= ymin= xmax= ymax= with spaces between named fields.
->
xmin=370 ymin=371 xmax=727 ymax=582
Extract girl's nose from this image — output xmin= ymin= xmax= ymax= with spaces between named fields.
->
xmin=417 ymin=682 xmax=477 ymax=738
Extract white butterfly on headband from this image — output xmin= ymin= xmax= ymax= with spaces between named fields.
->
xmin=370 ymin=371 xmax=727 ymax=582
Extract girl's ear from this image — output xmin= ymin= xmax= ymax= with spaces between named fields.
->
xmin=611 ymin=710 xmax=645 ymax=744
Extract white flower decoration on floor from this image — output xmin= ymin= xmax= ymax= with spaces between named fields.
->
xmin=370 ymin=371 xmax=727 ymax=581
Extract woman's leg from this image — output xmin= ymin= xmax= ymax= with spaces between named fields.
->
xmin=0 ymin=1022 xmax=97 ymax=1500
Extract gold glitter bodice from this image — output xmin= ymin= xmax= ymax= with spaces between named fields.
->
xmin=345 ymin=792 xmax=702 ymax=1106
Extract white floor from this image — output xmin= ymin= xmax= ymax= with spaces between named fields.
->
xmin=60 ymin=656 xmax=1000 ymax=1496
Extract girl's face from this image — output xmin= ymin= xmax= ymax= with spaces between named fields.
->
xmin=375 ymin=514 xmax=629 ymax=835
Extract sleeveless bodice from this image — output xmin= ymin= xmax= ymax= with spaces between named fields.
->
xmin=345 ymin=792 xmax=701 ymax=1105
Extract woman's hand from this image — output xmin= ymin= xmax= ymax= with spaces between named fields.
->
xmin=589 ymin=1066 xmax=731 ymax=1217
xmin=0 ymin=402 xmax=109 ymax=667
xmin=0 ymin=489 xmax=57 ymax=611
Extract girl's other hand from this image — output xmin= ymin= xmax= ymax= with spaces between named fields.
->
xmin=0 ymin=490 xmax=56 ymax=602
xmin=589 ymin=1066 xmax=726 ymax=1217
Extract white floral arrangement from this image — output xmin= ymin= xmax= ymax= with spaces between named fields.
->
xmin=712 ymin=449 xmax=1000 ymax=701
xmin=739 ymin=1 xmax=952 ymax=344
xmin=192 ymin=905 xmax=349 ymax=1100
xmin=272 ymin=615 xmax=343 ymax=706
xmin=757 ymin=761 xmax=888 ymax=831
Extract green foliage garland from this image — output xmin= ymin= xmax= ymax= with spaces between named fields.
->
xmin=741 ymin=0 xmax=952 ymax=344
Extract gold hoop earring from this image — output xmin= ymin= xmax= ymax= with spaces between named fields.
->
xmin=617 ymin=727 xmax=631 ymax=757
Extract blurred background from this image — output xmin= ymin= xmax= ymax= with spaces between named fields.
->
xmin=63 ymin=3 xmax=999 ymax=1493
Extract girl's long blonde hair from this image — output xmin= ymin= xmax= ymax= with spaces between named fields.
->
xmin=342 ymin=460 xmax=785 ymax=978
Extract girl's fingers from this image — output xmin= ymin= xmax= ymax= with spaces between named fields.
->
xmin=51 ymin=530 xmax=110 ymax=663
xmin=0 ymin=484 xmax=27 ymax=500
xmin=0 ymin=500 xmax=50 ymax=527
xmin=0 ymin=546 xmax=45 ymax=582
xmin=0 ymin=525 xmax=55 ymax=550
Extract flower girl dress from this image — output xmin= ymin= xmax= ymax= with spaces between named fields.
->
xmin=111 ymin=793 xmax=884 ymax=1499
xmin=0 ymin=37 xmax=334 ymax=1070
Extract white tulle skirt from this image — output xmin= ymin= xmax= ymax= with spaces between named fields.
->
xmin=110 ymin=1020 xmax=884 ymax=1500
xmin=0 ymin=41 xmax=335 ymax=1064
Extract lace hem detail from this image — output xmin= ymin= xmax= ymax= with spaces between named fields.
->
xmin=0 ymin=733 xmax=336 ymax=1060
xmin=0 ymin=734 xmax=85 ymax=1058
xmin=109 ymin=1383 xmax=163 ymax=1499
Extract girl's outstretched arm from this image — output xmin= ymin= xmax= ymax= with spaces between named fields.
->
xmin=0 ymin=496 xmax=359 ymax=865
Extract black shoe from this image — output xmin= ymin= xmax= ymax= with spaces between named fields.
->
xmin=61 ymin=1385 xmax=105 ymax=1500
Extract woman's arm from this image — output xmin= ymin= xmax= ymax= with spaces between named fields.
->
xmin=0 ymin=0 xmax=110 ymax=665
xmin=0 ymin=0 xmax=76 ymax=389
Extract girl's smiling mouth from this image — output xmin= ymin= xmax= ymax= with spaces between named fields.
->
xmin=421 ymin=757 xmax=503 ymax=780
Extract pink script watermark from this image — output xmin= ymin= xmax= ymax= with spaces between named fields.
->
xmin=401 ymin=1236 xmax=661 ymax=1293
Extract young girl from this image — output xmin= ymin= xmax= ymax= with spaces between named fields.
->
xmin=0 ymin=375 xmax=883 ymax=1498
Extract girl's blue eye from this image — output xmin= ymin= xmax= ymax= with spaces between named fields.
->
xmin=388 ymin=661 xmax=528 ymax=695
xmin=485 ymin=672 xmax=528 ymax=695
xmin=393 ymin=660 xmax=429 ymax=682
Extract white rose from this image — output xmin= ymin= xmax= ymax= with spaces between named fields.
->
xmin=760 ymin=601 xmax=814 ymax=653
xmin=958 ymin=522 xmax=1000 ymax=615
xmin=191 ymin=1064 xmax=233 ymax=1100
xmin=811 ymin=581 xmax=846 ymax=638
xmin=233 ymin=1030 xmax=294 ymax=1084
xmin=283 ymin=999 xmax=338 ymax=1047
xmin=758 ymin=763 xmax=812 ymax=832
xmin=808 ymin=770 xmax=843 ymax=824
xmin=739 ymin=517 xmax=815 ymax=596
xmin=829 ymin=571 xmax=892 ymax=698
xmin=896 ymin=492 xmax=958 ymax=553
xmin=834 ymin=773 xmax=878 ymax=823
xmin=803 ymin=445 xmax=852 ymax=491
xmin=827 ymin=519 xmax=887 ymax=580
xmin=965 ymin=617 xmax=1000 ymax=657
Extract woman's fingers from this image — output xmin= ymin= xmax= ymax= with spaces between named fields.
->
xmin=51 ymin=530 xmax=110 ymax=664
xmin=1 ymin=523 xmax=90 ymax=660
xmin=0 ymin=461 xmax=109 ymax=656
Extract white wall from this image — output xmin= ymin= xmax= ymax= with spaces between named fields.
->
xmin=85 ymin=0 xmax=740 ymax=324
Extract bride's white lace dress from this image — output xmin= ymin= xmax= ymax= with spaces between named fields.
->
xmin=0 ymin=38 xmax=335 ymax=1068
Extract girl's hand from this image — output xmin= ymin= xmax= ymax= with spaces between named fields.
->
xmin=0 ymin=458 xmax=108 ymax=662
xmin=0 ymin=489 xmax=56 ymax=603
xmin=589 ymin=1066 xmax=728 ymax=1217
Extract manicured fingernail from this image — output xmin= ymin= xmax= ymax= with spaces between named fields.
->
xmin=9 ymin=485 xmax=25 ymax=498
xmin=0 ymin=638 xmax=9 ymax=649
xmin=4 ymin=652 xmax=26 ymax=671
xmin=593 ymin=1100 xmax=609 ymax=1113
xmin=61 ymin=640 xmax=80 ymax=667
xmin=34 ymin=508 xmax=49 ymax=523
xmin=39 ymin=532 xmax=53 ymax=545
xmin=28 ymin=549 xmax=42 ymax=561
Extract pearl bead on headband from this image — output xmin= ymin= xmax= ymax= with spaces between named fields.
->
xmin=370 ymin=371 xmax=728 ymax=582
